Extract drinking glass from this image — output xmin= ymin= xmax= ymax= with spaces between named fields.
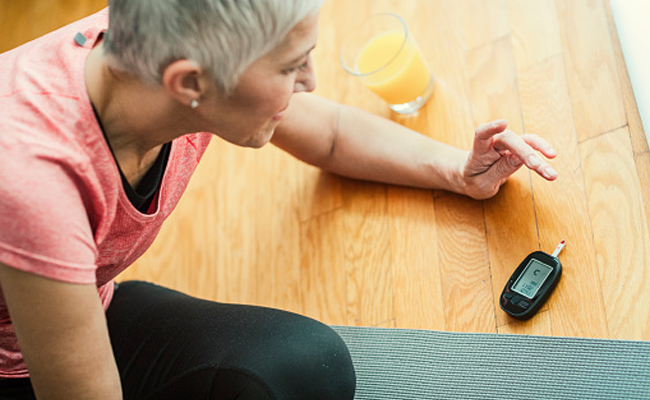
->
xmin=340 ymin=13 xmax=434 ymax=114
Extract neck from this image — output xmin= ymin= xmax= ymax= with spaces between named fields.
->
xmin=85 ymin=42 xmax=195 ymax=184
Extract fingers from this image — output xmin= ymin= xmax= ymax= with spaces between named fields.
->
xmin=473 ymin=120 xmax=508 ymax=154
xmin=493 ymin=130 xmax=558 ymax=181
xmin=520 ymin=133 xmax=557 ymax=159
xmin=475 ymin=119 xmax=508 ymax=139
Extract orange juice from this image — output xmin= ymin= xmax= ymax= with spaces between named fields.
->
xmin=356 ymin=30 xmax=431 ymax=105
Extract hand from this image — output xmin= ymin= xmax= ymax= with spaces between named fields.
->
xmin=461 ymin=119 xmax=557 ymax=200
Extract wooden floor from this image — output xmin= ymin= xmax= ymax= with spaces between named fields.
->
xmin=3 ymin=0 xmax=649 ymax=341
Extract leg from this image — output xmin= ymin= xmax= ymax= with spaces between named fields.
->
xmin=105 ymin=281 xmax=356 ymax=400
xmin=0 ymin=379 xmax=36 ymax=400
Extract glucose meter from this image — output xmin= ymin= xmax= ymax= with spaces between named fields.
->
xmin=500 ymin=240 xmax=565 ymax=320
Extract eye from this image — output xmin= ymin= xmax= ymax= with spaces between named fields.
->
xmin=283 ymin=66 xmax=298 ymax=74
xmin=283 ymin=58 xmax=309 ymax=75
xmin=298 ymin=59 xmax=310 ymax=70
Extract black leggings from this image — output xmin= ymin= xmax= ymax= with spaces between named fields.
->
xmin=0 ymin=281 xmax=356 ymax=400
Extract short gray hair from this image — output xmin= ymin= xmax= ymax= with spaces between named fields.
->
xmin=103 ymin=0 xmax=324 ymax=94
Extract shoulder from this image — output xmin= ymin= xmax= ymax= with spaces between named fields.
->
xmin=0 ymin=8 xmax=108 ymax=104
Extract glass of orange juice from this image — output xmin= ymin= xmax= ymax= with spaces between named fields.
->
xmin=340 ymin=13 xmax=434 ymax=114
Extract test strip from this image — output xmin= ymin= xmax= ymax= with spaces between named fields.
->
xmin=551 ymin=240 xmax=566 ymax=258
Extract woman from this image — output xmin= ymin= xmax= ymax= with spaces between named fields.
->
xmin=0 ymin=0 xmax=557 ymax=399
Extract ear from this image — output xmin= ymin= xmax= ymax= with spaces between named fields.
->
xmin=161 ymin=60 xmax=207 ymax=107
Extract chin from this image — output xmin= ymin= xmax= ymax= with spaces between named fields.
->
xmin=244 ymin=140 xmax=269 ymax=149
xmin=242 ymin=128 xmax=276 ymax=148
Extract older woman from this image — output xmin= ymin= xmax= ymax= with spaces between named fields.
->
xmin=0 ymin=0 xmax=557 ymax=399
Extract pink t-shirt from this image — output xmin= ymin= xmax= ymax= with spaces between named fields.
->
xmin=0 ymin=9 xmax=212 ymax=377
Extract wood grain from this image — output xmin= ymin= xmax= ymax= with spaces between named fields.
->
xmin=556 ymin=0 xmax=626 ymax=142
xmin=3 ymin=0 xmax=648 ymax=341
xmin=508 ymin=0 xmax=563 ymax=71
xmin=388 ymin=187 xmax=444 ymax=330
xmin=580 ymin=128 xmax=650 ymax=340
xmin=340 ymin=180 xmax=393 ymax=327
xmin=299 ymin=210 xmax=348 ymax=325
xmin=463 ymin=0 xmax=511 ymax=51
xmin=435 ymin=194 xmax=495 ymax=333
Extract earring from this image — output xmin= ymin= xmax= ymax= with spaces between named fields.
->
xmin=190 ymin=99 xmax=200 ymax=109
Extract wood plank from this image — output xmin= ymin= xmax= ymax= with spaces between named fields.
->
xmin=435 ymin=194 xmax=495 ymax=333
xmin=468 ymin=36 xmax=523 ymax=131
xmin=463 ymin=0 xmax=511 ymax=51
xmin=556 ymin=0 xmax=626 ymax=142
xmin=299 ymin=211 xmax=348 ymax=325
xmin=423 ymin=1 xmax=475 ymax=149
xmin=508 ymin=0 xmax=563 ymax=71
xmin=339 ymin=180 xmax=393 ymax=327
xmin=517 ymin=55 xmax=608 ymax=338
xmin=388 ymin=187 xmax=444 ymax=330
xmin=580 ymin=128 xmax=650 ymax=340
xmin=294 ymin=168 xmax=343 ymax=222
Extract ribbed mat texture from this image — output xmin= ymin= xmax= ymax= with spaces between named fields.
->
xmin=332 ymin=326 xmax=650 ymax=400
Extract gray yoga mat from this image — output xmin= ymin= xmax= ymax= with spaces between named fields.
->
xmin=332 ymin=326 xmax=650 ymax=400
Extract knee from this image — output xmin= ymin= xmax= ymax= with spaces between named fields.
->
xmin=280 ymin=319 xmax=356 ymax=400
xmin=223 ymin=312 xmax=356 ymax=400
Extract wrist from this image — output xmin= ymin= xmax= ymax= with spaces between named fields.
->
xmin=443 ymin=148 xmax=471 ymax=196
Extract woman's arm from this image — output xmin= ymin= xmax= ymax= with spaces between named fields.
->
xmin=273 ymin=93 xmax=556 ymax=200
xmin=0 ymin=263 xmax=122 ymax=400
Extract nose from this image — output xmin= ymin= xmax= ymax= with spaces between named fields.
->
xmin=294 ymin=57 xmax=316 ymax=93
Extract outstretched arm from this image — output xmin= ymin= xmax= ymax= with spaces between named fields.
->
xmin=273 ymin=93 xmax=556 ymax=199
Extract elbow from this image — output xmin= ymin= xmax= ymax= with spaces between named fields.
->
xmin=317 ymin=104 xmax=343 ymax=171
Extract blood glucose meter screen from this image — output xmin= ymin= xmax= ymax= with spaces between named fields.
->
xmin=512 ymin=259 xmax=553 ymax=299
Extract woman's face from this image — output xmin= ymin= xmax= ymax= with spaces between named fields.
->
xmin=201 ymin=12 xmax=320 ymax=148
